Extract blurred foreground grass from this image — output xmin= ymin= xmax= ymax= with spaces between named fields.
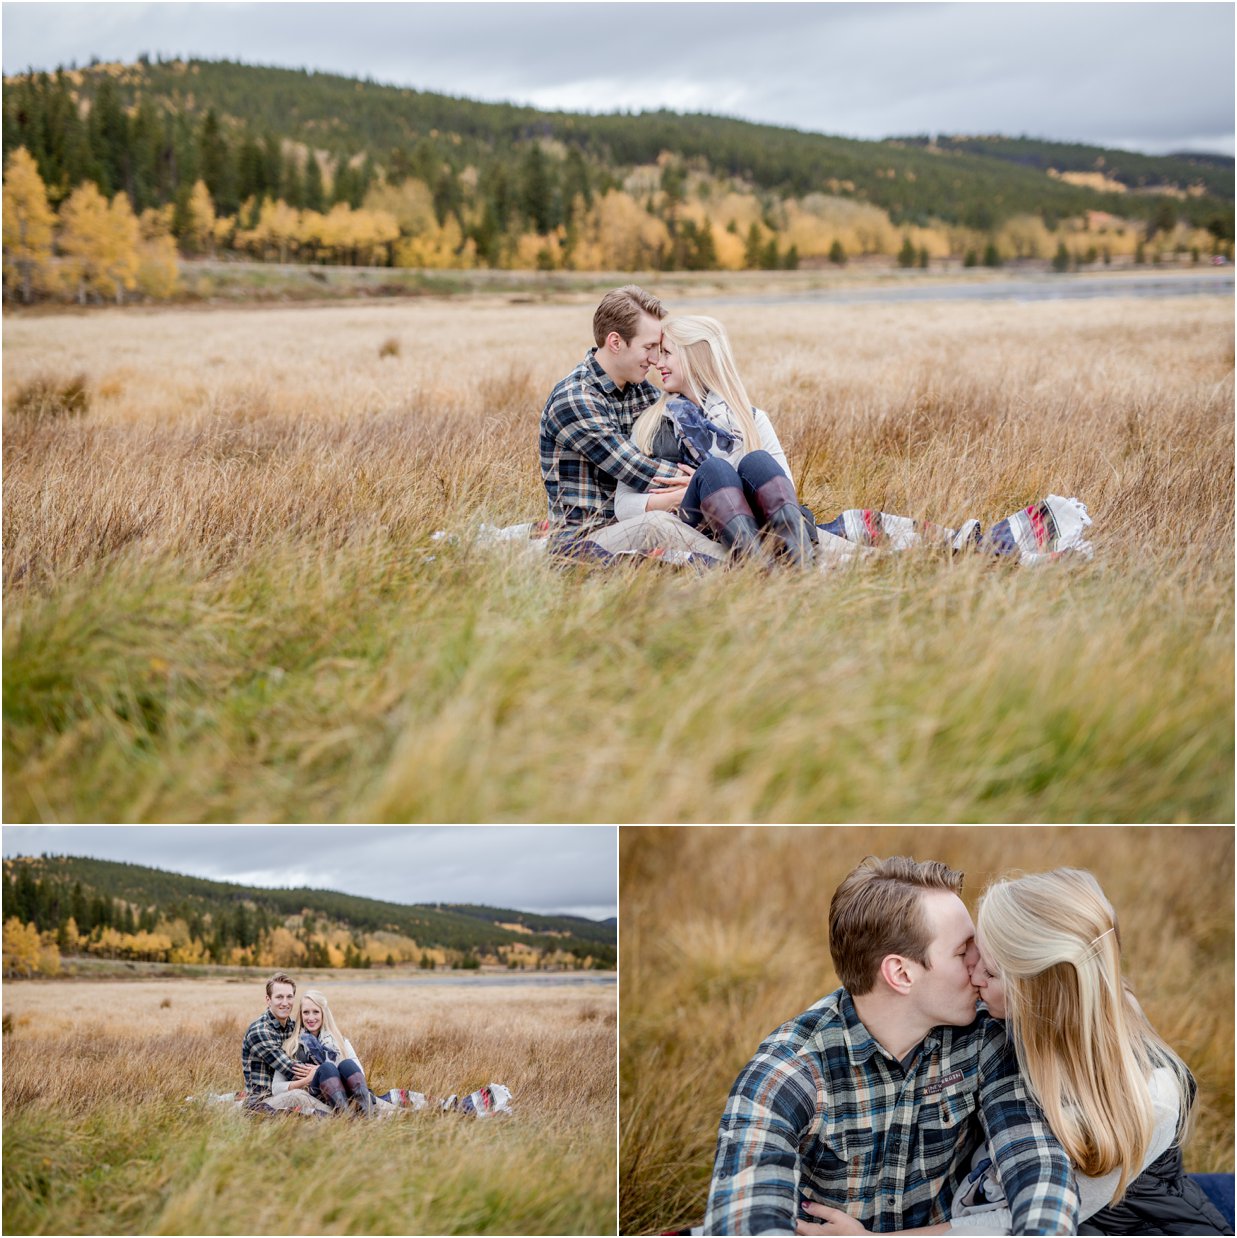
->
xmin=3 ymin=535 xmax=1231 ymax=822
xmin=618 ymin=826 xmax=1235 ymax=1234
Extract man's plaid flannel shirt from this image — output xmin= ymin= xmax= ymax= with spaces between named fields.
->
xmin=241 ymin=1008 xmax=303 ymax=1104
xmin=704 ymin=990 xmax=1079 ymax=1235
xmin=539 ymin=348 xmax=683 ymax=542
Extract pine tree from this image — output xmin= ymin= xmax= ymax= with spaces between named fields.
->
xmin=897 ymin=235 xmax=916 ymax=268
xmin=303 ymin=153 xmax=325 ymax=213
xmin=198 ymin=109 xmax=235 ymax=214
xmin=743 ymin=222 xmax=763 ymax=270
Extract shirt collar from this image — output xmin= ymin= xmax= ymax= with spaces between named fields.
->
xmin=837 ymin=989 xmax=941 ymax=1067
xmin=584 ymin=347 xmax=621 ymax=396
xmin=264 ymin=1008 xmax=294 ymax=1035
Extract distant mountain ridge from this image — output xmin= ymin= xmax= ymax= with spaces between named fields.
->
xmin=2 ymin=853 xmax=615 ymax=970
xmin=4 ymin=56 xmax=1231 ymax=239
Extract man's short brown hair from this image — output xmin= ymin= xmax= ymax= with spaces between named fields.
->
xmin=265 ymin=971 xmax=296 ymax=998
xmin=828 ymin=856 xmax=964 ymax=995
xmin=592 ymin=285 xmax=666 ymax=347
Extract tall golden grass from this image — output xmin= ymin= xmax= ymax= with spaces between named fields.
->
xmin=3 ymin=974 xmax=617 ymax=1234
xmin=3 ymin=283 xmax=1233 ymax=821
xmin=619 ymin=825 xmax=1234 ymax=1234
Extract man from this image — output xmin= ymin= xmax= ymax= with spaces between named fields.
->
xmin=241 ymin=972 xmax=355 ymax=1114
xmin=704 ymin=857 xmax=1079 ymax=1235
xmin=538 ymin=284 xmax=723 ymax=558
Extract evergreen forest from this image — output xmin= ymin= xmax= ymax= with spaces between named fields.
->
xmin=3 ymin=56 xmax=1234 ymax=304
xmin=2 ymin=853 xmax=616 ymax=974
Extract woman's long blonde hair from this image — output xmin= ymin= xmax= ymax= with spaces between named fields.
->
xmin=283 ymin=988 xmax=349 ymax=1057
xmin=632 ymin=315 xmax=762 ymax=455
xmin=978 ymin=868 xmax=1193 ymax=1204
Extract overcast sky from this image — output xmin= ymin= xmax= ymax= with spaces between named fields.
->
xmin=3 ymin=2 xmax=1233 ymax=157
xmin=1 ymin=826 xmax=618 ymax=920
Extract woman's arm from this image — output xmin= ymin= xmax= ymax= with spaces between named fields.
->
xmin=753 ymin=409 xmax=794 ymax=487
xmin=614 ymin=478 xmax=654 ymax=519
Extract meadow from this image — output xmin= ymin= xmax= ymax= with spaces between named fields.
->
xmin=3 ymin=277 xmax=1233 ymax=822
xmin=2 ymin=973 xmax=617 ymax=1234
xmin=618 ymin=825 xmax=1235 ymax=1234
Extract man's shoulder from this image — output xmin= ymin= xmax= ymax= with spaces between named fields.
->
xmin=543 ymin=354 xmax=601 ymax=411
xmin=242 ymin=1011 xmax=272 ymax=1040
xmin=755 ymin=989 xmax=848 ymax=1058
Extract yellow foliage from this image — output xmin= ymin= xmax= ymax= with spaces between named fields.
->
xmin=996 ymin=213 xmax=1054 ymax=260
xmin=363 ymin=178 xmax=437 ymax=236
xmin=236 ymin=197 xmax=302 ymax=262
xmin=712 ymin=224 xmax=746 ymax=271
xmin=58 ymin=184 xmax=141 ymax=304
xmin=394 ymin=212 xmax=475 ymax=269
xmin=185 ymin=180 xmax=216 ymax=254
xmin=138 ymin=204 xmax=174 ymax=242
xmin=1048 ymin=167 xmax=1128 ymax=194
xmin=137 ymin=232 xmax=180 ymax=299
xmin=3 ymin=917 xmax=42 ymax=977
xmin=779 ymin=194 xmax=904 ymax=259
xmin=3 ymin=147 xmax=56 ymax=301
xmin=261 ymin=926 xmax=308 ymax=968
xmin=574 ymin=190 xmax=670 ymax=271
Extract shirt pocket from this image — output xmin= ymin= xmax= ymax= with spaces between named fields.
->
xmin=802 ymin=1113 xmax=875 ymax=1205
xmin=918 ymin=1088 xmax=978 ymax=1174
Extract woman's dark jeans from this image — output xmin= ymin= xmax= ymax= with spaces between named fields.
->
xmin=679 ymin=451 xmax=789 ymax=529
xmin=308 ymin=1054 xmax=366 ymax=1114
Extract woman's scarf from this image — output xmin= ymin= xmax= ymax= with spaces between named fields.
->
xmin=666 ymin=394 xmax=741 ymax=465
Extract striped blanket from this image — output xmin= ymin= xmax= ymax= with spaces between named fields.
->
xmin=435 ymin=496 xmax=1093 ymax=570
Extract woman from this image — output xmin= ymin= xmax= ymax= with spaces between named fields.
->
xmin=272 ymin=989 xmax=513 ymax=1119
xmin=799 ymin=869 xmax=1227 ymax=1236
xmin=615 ymin=314 xmax=817 ymax=568
xmin=273 ymin=988 xmax=373 ymax=1115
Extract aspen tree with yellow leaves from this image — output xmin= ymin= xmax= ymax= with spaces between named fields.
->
xmin=185 ymin=179 xmax=217 ymax=255
xmin=3 ymin=148 xmax=56 ymax=303
xmin=58 ymin=183 xmax=141 ymax=304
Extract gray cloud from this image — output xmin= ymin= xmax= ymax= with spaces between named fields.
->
xmin=1 ymin=826 xmax=617 ymax=919
xmin=2 ymin=3 xmax=1232 ymax=156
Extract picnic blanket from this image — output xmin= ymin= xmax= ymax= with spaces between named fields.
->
xmin=432 ymin=496 xmax=1093 ymax=571
xmin=188 ymin=1082 xmax=512 ymax=1119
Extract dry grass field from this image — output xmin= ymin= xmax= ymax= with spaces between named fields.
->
xmin=619 ymin=825 xmax=1235 ymax=1234
xmin=2 ymin=973 xmax=617 ymax=1234
xmin=3 ymin=281 xmax=1233 ymax=822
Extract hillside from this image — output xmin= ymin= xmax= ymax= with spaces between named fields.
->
xmin=2 ymin=57 xmax=1232 ymax=303
xmin=2 ymin=853 xmax=616 ymax=972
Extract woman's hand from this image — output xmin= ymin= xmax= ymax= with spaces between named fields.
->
xmin=795 ymin=1201 xmax=869 ymax=1235
xmin=289 ymin=1063 xmax=316 ymax=1091
xmin=644 ymin=484 xmax=684 ymax=513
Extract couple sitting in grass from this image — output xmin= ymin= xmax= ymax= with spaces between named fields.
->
xmin=537 ymin=285 xmax=1093 ymax=568
xmin=236 ymin=971 xmax=511 ymax=1119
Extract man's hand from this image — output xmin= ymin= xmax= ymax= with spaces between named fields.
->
xmin=795 ymin=1202 xmax=869 ymax=1235
xmin=645 ymin=465 xmax=694 ymax=513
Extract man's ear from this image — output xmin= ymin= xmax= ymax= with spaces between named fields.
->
xmin=604 ymin=330 xmax=624 ymax=353
xmin=878 ymin=953 xmax=915 ymax=995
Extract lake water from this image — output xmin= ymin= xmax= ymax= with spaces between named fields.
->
xmin=701 ymin=270 xmax=1235 ymax=309
xmin=322 ymin=971 xmax=616 ymax=989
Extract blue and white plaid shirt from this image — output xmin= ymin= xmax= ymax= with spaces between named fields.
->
xmin=539 ymin=348 xmax=682 ymax=540
xmin=704 ymin=989 xmax=1079 ymax=1235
